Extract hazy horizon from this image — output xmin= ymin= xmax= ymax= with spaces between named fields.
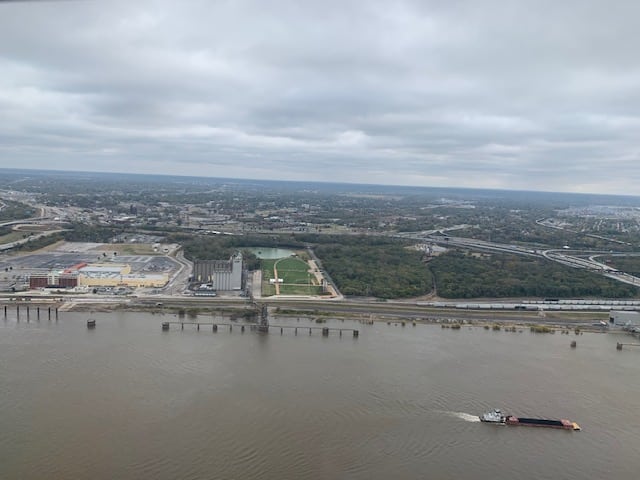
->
xmin=2 ymin=1 xmax=640 ymax=194
xmin=3 ymin=166 xmax=640 ymax=202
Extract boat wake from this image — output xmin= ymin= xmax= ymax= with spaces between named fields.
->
xmin=447 ymin=412 xmax=481 ymax=423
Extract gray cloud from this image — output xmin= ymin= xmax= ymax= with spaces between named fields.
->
xmin=1 ymin=0 xmax=640 ymax=194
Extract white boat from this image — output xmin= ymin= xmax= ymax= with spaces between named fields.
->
xmin=480 ymin=408 xmax=506 ymax=423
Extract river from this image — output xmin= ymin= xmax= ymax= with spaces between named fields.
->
xmin=1 ymin=310 xmax=639 ymax=479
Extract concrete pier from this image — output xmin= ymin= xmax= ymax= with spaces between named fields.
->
xmin=159 ymin=322 xmax=360 ymax=338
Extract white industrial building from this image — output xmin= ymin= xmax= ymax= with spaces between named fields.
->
xmin=192 ymin=252 xmax=244 ymax=291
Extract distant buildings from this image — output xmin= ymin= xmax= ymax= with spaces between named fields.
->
xmin=193 ymin=252 xmax=244 ymax=291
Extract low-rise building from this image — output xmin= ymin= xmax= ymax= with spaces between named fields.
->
xmin=29 ymin=272 xmax=78 ymax=289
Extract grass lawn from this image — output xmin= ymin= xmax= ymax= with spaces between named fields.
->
xmin=261 ymin=256 xmax=320 ymax=296
xmin=0 ymin=231 xmax=29 ymax=244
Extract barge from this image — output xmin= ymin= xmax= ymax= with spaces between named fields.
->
xmin=480 ymin=409 xmax=580 ymax=431
xmin=505 ymin=416 xmax=580 ymax=430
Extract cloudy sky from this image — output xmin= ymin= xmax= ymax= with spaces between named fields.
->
xmin=1 ymin=0 xmax=639 ymax=194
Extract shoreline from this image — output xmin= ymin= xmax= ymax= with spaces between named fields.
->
xmin=1 ymin=296 xmax=615 ymax=333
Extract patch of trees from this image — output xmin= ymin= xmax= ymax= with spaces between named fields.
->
xmin=62 ymin=224 xmax=126 ymax=243
xmin=314 ymin=236 xmax=432 ymax=299
xmin=12 ymin=233 xmax=64 ymax=252
xmin=429 ymin=250 xmax=639 ymax=298
xmin=0 ymin=200 xmax=35 ymax=222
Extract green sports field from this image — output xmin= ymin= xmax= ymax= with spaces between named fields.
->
xmin=261 ymin=256 xmax=324 ymax=296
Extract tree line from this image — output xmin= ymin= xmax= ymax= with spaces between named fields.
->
xmin=429 ymin=250 xmax=638 ymax=298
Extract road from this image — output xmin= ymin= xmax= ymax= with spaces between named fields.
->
xmin=161 ymin=247 xmax=192 ymax=295
xmin=306 ymin=246 xmax=343 ymax=300
xmin=273 ymin=257 xmax=282 ymax=295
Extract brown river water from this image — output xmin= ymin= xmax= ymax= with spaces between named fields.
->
xmin=1 ymin=310 xmax=639 ymax=479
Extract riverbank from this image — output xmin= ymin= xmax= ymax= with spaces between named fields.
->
xmin=0 ymin=292 xmax=615 ymax=333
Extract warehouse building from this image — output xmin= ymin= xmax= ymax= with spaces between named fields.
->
xmin=76 ymin=263 xmax=167 ymax=288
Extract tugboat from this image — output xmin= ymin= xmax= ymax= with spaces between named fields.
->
xmin=479 ymin=408 xmax=506 ymax=424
